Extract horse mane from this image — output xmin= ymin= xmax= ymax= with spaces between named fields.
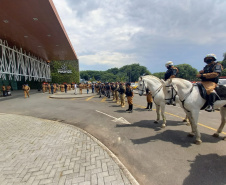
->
xmin=142 ymin=75 xmax=162 ymax=83
xmin=171 ymin=78 xmax=192 ymax=88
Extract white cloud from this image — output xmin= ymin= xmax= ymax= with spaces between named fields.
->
xmin=53 ymin=0 xmax=226 ymax=72
xmin=80 ymin=51 xmax=137 ymax=67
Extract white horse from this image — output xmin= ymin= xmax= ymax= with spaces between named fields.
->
xmin=138 ymin=75 xmax=188 ymax=128
xmin=164 ymin=78 xmax=226 ymax=144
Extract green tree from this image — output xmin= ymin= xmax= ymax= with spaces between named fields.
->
xmin=106 ymin=67 xmax=119 ymax=75
xmin=152 ymin=72 xmax=165 ymax=79
xmin=175 ymin=64 xmax=198 ymax=80
xmin=221 ymin=69 xmax=226 ymax=76
xmin=221 ymin=52 xmax=226 ymax=69
xmin=90 ymin=76 xmax=96 ymax=82
xmin=119 ymin=63 xmax=151 ymax=82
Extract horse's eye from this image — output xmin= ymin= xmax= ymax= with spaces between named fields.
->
xmin=168 ymin=90 xmax=170 ymax=93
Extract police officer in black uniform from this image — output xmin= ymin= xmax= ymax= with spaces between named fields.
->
xmin=164 ymin=61 xmax=178 ymax=105
xmin=164 ymin=61 xmax=178 ymax=81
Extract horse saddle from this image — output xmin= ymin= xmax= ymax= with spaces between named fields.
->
xmin=195 ymin=83 xmax=225 ymax=110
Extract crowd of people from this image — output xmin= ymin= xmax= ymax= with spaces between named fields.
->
xmin=1 ymin=53 xmax=221 ymax=112
xmin=94 ymin=82 xmax=136 ymax=113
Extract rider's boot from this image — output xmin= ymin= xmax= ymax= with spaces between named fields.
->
xmin=149 ymin=102 xmax=153 ymax=111
xmin=205 ymin=93 xmax=215 ymax=112
xmin=145 ymin=103 xmax=149 ymax=109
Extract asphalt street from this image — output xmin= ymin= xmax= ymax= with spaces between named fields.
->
xmin=0 ymin=90 xmax=226 ymax=185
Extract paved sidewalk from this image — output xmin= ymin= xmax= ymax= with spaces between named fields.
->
xmin=0 ymin=113 xmax=138 ymax=185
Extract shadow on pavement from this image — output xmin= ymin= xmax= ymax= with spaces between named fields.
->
xmin=133 ymin=108 xmax=150 ymax=112
xmin=0 ymin=90 xmax=41 ymax=102
xmin=183 ymin=153 xmax=226 ymax=185
xmin=129 ymin=130 xmax=222 ymax=147
xmin=117 ymin=119 xmax=187 ymax=128
xmin=116 ymin=119 xmax=164 ymax=131
xmin=114 ymin=110 xmax=126 ymax=113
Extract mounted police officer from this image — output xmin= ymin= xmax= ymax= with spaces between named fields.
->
xmin=164 ymin=61 xmax=178 ymax=81
xmin=196 ymin=54 xmax=223 ymax=112
xmin=165 ymin=61 xmax=178 ymax=105
xmin=125 ymin=82 xmax=134 ymax=113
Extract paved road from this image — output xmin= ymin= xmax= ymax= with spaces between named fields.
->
xmin=1 ymin=90 xmax=226 ymax=185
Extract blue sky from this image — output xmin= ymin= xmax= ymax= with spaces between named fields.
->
xmin=52 ymin=0 xmax=226 ymax=73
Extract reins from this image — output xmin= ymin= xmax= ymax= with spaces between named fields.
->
xmin=137 ymin=79 xmax=163 ymax=106
xmin=166 ymin=83 xmax=194 ymax=112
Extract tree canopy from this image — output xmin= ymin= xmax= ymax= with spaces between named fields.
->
xmin=80 ymin=63 xmax=151 ymax=82
xmin=175 ymin=64 xmax=198 ymax=81
xmin=81 ymin=52 xmax=226 ymax=83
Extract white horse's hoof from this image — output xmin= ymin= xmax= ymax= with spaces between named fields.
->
xmin=212 ymin=133 xmax=219 ymax=138
xmin=182 ymin=119 xmax=187 ymax=122
xmin=187 ymin=133 xmax=195 ymax=137
xmin=186 ymin=122 xmax=190 ymax=126
xmin=161 ymin=124 xmax=166 ymax=128
xmin=154 ymin=121 xmax=159 ymax=124
xmin=194 ymin=140 xmax=202 ymax=145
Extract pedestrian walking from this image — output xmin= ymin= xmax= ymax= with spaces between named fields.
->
xmin=51 ymin=84 xmax=54 ymax=94
xmin=91 ymin=83 xmax=94 ymax=93
xmin=64 ymin=83 xmax=67 ymax=93
xmin=23 ymin=83 xmax=30 ymax=98
xmin=74 ymin=83 xmax=77 ymax=94
xmin=87 ymin=84 xmax=89 ymax=94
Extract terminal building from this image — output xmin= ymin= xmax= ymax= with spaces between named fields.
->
xmin=0 ymin=0 xmax=79 ymax=90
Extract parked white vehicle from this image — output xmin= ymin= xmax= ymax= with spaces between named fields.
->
xmin=218 ymin=79 xmax=226 ymax=87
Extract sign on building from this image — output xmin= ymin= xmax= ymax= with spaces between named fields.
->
xmin=58 ymin=64 xmax=72 ymax=73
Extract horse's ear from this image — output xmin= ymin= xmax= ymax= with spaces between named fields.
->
xmin=160 ymin=79 xmax=165 ymax=85
xmin=139 ymin=76 xmax=142 ymax=80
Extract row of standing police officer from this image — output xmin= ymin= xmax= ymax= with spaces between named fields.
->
xmin=95 ymin=82 xmax=134 ymax=113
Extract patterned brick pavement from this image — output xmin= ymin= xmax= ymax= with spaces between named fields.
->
xmin=0 ymin=113 xmax=138 ymax=185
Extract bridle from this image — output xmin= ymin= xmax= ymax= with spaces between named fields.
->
xmin=138 ymin=80 xmax=163 ymax=104
xmin=165 ymin=84 xmax=194 ymax=112
xmin=137 ymin=80 xmax=146 ymax=94
xmin=164 ymin=84 xmax=177 ymax=103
